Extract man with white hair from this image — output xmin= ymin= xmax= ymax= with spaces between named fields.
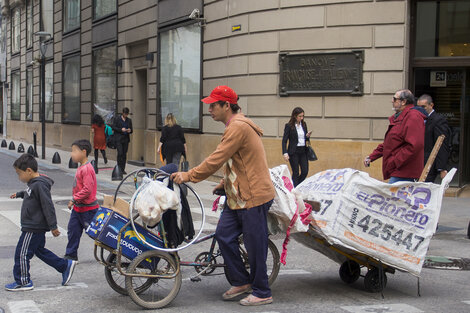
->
xmin=364 ymin=89 xmax=426 ymax=183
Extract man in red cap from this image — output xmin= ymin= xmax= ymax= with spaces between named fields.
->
xmin=171 ymin=86 xmax=275 ymax=306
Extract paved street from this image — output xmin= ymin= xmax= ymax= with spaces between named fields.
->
xmin=0 ymin=146 xmax=469 ymax=313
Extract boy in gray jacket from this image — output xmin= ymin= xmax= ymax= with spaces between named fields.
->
xmin=5 ymin=154 xmax=77 ymax=291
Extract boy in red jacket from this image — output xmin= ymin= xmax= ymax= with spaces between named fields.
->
xmin=64 ymin=140 xmax=99 ymax=261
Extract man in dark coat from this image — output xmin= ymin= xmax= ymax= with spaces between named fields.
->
xmin=417 ymin=94 xmax=451 ymax=182
xmin=112 ymin=107 xmax=133 ymax=174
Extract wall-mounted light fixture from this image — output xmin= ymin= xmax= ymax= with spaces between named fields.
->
xmin=145 ymin=52 xmax=154 ymax=63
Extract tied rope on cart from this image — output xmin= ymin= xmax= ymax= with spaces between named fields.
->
xmin=268 ymin=165 xmax=317 ymax=265
xmin=272 ymin=165 xmax=456 ymax=277
xmin=279 ymin=178 xmax=314 ymax=265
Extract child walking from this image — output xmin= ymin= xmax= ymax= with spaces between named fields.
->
xmin=64 ymin=140 xmax=99 ymax=261
xmin=91 ymin=114 xmax=108 ymax=167
xmin=6 ymin=154 xmax=76 ymax=291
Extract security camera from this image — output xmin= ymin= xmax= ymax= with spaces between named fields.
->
xmin=189 ymin=8 xmax=200 ymax=20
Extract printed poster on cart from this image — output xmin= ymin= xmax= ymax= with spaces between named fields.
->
xmin=295 ymin=168 xmax=453 ymax=276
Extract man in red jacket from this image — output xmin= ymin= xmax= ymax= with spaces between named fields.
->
xmin=364 ymin=89 xmax=426 ymax=183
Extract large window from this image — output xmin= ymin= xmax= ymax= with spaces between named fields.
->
xmin=42 ymin=61 xmax=54 ymax=122
xmin=41 ymin=0 xmax=54 ymax=35
xmin=0 ymin=17 xmax=6 ymax=55
xmin=93 ymin=45 xmax=116 ymax=122
xmin=11 ymin=8 xmax=20 ymax=54
xmin=11 ymin=72 xmax=20 ymax=120
xmin=63 ymin=55 xmax=81 ymax=123
xmin=415 ymin=0 xmax=470 ymax=57
xmin=94 ymin=0 xmax=116 ymax=20
xmin=64 ymin=0 xmax=80 ymax=32
xmin=26 ymin=68 xmax=33 ymax=121
xmin=159 ymin=23 xmax=201 ymax=129
xmin=27 ymin=0 xmax=33 ymax=48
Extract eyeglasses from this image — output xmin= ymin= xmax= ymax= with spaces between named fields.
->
xmin=392 ymin=97 xmax=402 ymax=102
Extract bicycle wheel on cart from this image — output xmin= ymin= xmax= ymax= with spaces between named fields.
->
xmin=224 ymin=238 xmax=280 ymax=287
xmin=125 ymin=250 xmax=182 ymax=309
xmin=104 ymin=253 xmax=153 ymax=296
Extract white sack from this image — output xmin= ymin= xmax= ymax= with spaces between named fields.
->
xmin=134 ymin=178 xmax=180 ymax=227
xmin=294 ymin=168 xmax=455 ymax=276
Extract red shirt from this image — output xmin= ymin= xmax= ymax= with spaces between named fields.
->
xmin=369 ymin=105 xmax=426 ymax=180
xmin=72 ymin=162 xmax=99 ymax=212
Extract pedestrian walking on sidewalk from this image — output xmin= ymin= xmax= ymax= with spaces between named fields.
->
xmin=64 ymin=140 xmax=99 ymax=261
xmin=171 ymin=86 xmax=275 ymax=306
xmin=5 ymin=154 xmax=76 ymax=291
xmin=157 ymin=113 xmax=187 ymax=166
xmin=364 ymin=89 xmax=426 ymax=183
xmin=112 ymin=107 xmax=133 ymax=174
xmin=282 ymin=107 xmax=312 ymax=187
xmin=417 ymin=94 xmax=451 ymax=183
xmin=91 ymin=114 xmax=108 ymax=167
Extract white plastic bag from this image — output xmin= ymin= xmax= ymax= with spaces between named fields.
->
xmin=135 ymin=178 xmax=180 ymax=227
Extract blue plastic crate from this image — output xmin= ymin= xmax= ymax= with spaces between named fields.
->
xmin=86 ymin=207 xmax=164 ymax=261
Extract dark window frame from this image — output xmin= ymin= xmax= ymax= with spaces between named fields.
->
xmin=63 ymin=0 xmax=81 ymax=35
xmin=410 ymin=0 xmax=470 ymax=68
xmin=26 ymin=67 xmax=33 ymax=121
xmin=26 ymin=0 xmax=34 ymax=49
xmin=92 ymin=0 xmax=117 ymax=23
xmin=10 ymin=70 xmax=21 ymax=121
xmin=41 ymin=59 xmax=55 ymax=123
xmin=40 ymin=0 xmax=54 ymax=36
xmin=91 ymin=42 xmax=118 ymax=123
xmin=157 ymin=20 xmax=203 ymax=133
xmin=10 ymin=7 xmax=20 ymax=55
xmin=62 ymin=53 xmax=81 ymax=125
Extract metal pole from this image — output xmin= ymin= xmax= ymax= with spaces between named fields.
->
xmin=33 ymin=131 xmax=37 ymax=156
xmin=41 ymin=50 xmax=46 ymax=159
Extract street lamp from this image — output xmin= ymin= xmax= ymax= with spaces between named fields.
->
xmin=34 ymin=31 xmax=52 ymax=159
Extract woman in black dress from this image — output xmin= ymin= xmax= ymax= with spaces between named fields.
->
xmin=281 ymin=107 xmax=312 ymax=187
xmin=157 ymin=113 xmax=187 ymax=165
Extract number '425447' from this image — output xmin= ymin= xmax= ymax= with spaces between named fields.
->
xmin=355 ymin=214 xmax=425 ymax=252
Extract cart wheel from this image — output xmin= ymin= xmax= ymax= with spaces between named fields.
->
xmin=104 ymin=253 xmax=153 ymax=296
xmin=339 ymin=260 xmax=361 ymax=284
xmin=194 ymin=252 xmax=217 ymax=275
xmin=364 ymin=268 xmax=387 ymax=293
xmin=224 ymin=238 xmax=280 ymax=287
xmin=125 ymin=250 xmax=182 ymax=309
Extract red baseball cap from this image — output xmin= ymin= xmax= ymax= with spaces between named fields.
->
xmin=201 ymin=86 xmax=238 ymax=104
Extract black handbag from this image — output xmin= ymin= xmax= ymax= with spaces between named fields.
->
xmin=106 ymin=134 xmax=116 ymax=149
xmin=306 ymin=141 xmax=318 ymax=161
xmin=180 ymin=154 xmax=189 ymax=196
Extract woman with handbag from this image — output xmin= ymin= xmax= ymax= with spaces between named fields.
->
xmin=282 ymin=107 xmax=312 ymax=186
xmin=157 ymin=113 xmax=187 ymax=166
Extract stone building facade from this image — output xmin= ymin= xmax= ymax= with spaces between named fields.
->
xmin=1 ymin=0 xmax=469 ymax=187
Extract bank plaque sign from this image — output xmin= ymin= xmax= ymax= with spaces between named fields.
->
xmin=279 ymin=50 xmax=364 ymax=96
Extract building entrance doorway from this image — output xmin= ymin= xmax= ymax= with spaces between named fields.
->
xmin=414 ymin=68 xmax=470 ymax=187
xmin=128 ymin=68 xmax=147 ymax=164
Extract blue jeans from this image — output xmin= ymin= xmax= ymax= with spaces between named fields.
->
xmin=14 ymin=231 xmax=68 ymax=284
xmin=66 ymin=209 xmax=98 ymax=258
xmin=215 ymin=200 xmax=273 ymax=298
xmin=389 ymin=176 xmax=416 ymax=184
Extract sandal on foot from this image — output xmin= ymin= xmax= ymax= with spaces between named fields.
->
xmin=222 ymin=285 xmax=251 ymax=300
xmin=239 ymin=294 xmax=273 ymax=306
